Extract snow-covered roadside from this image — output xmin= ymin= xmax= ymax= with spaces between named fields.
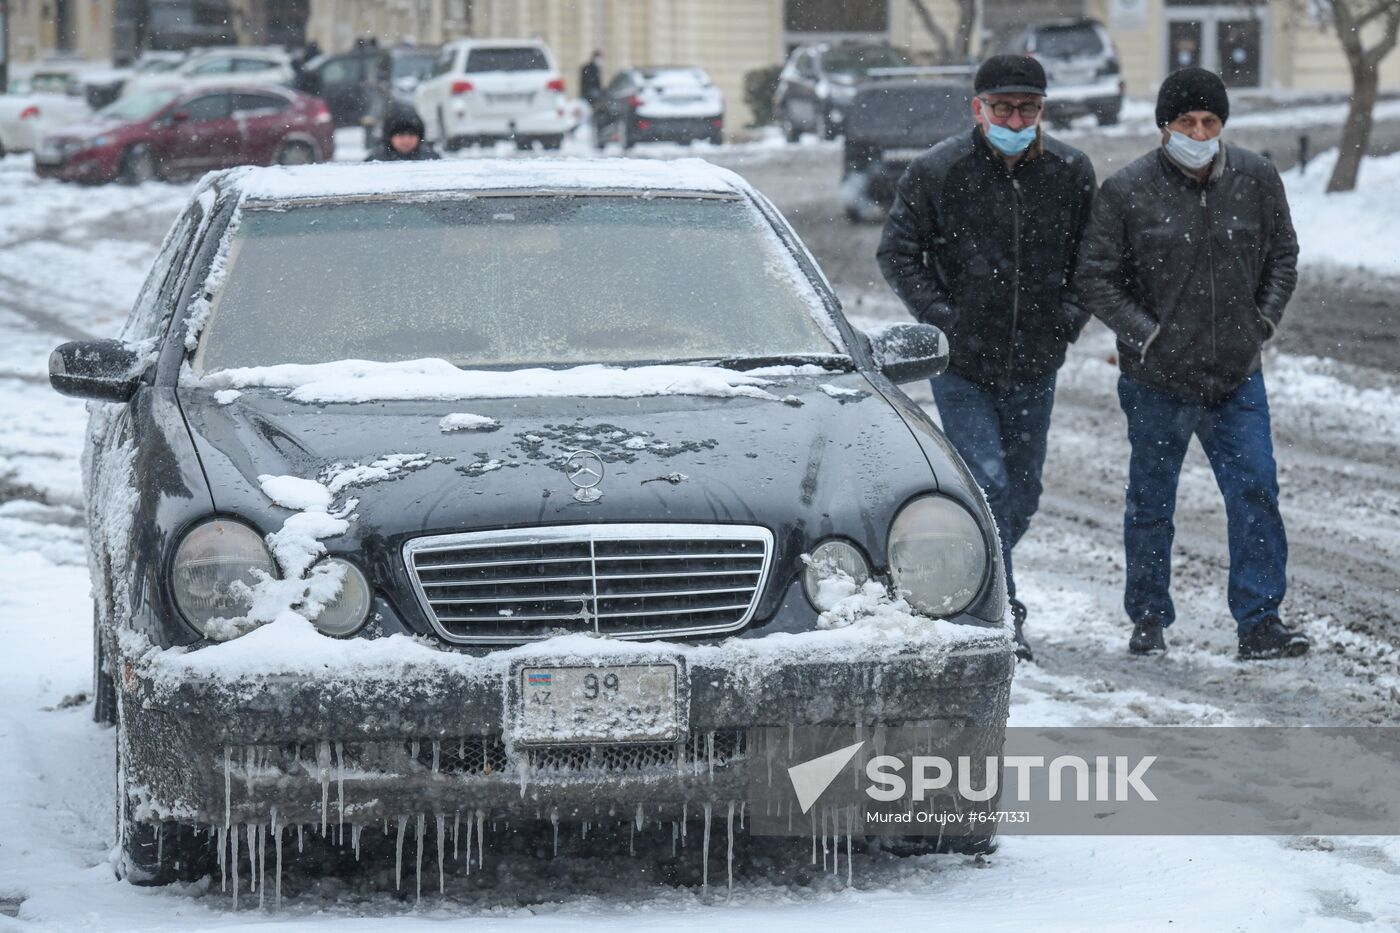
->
xmin=1282 ymin=149 xmax=1400 ymax=280
xmin=2 ymin=136 xmax=1400 ymax=929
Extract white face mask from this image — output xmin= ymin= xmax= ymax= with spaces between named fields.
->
xmin=1164 ymin=130 xmax=1220 ymax=170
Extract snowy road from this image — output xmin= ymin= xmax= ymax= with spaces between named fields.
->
xmin=1 ymin=108 xmax=1399 ymax=930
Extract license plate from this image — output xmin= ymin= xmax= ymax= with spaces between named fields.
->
xmin=663 ymin=95 xmax=702 ymax=104
xmin=514 ymin=663 xmax=682 ymax=745
xmin=487 ymin=92 xmax=533 ymax=104
xmin=1054 ymin=68 xmax=1092 ymax=86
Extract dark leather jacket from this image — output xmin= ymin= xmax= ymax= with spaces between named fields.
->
xmin=1077 ymin=143 xmax=1298 ymax=403
xmin=877 ymin=127 xmax=1097 ymax=390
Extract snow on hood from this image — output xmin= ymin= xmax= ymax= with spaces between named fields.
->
xmin=222 ymin=157 xmax=751 ymax=203
xmin=190 ymin=358 xmax=837 ymax=404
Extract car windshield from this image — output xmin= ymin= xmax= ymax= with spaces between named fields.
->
xmin=1035 ymin=26 xmax=1104 ymax=58
xmin=821 ymin=46 xmax=908 ymax=75
xmin=100 ymin=89 xmax=180 ymax=120
xmin=193 ymin=195 xmax=840 ymax=373
xmin=393 ymin=52 xmax=437 ymax=80
xmin=464 ymin=47 xmax=549 ymax=72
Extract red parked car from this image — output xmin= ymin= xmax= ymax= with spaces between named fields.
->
xmin=34 ymin=85 xmax=334 ymax=184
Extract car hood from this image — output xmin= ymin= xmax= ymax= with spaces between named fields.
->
xmin=181 ymin=372 xmax=942 ymax=533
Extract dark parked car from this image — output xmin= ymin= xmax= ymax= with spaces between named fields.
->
xmin=34 ymin=85 xmax=333 ymax=184
xmin=51 ymin=159 xmax=1012 ymax=886
xmin=774 ymin=41 xmax=909 ymax=142
xmin=298 ymin=46 xmax=438 ymax=129
xmin=363 ymin=46 xmax=441 ymax=148
xmin=593 ymin=66 xmax=724 ymax=148
xmin=841 ymin=76 xmax=972 ymax=222
xmin=999 ymin=18 xmax=1123 ymax=127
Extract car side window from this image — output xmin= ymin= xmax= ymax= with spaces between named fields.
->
xmin=432 ymin=48 xmax=455 ymax=77
xmin=320 ymin=57 xmax=353 ymax=84
xmin=192 ymin=58 xmax=233 ymax=75
xmin=233 ymin=93 xmax=287 ymax=115
xmin=234 ymin=58 xmax=277 ymax=73
xmin=121 ymin=202 xmax=205 ymax=344
xmin=797 ymin=52 xmax=817 ymax=80
xmin=607 ymin=72 xmax=631 ymax=95
xmin=181 ymin=94 xmax=232 ymax=122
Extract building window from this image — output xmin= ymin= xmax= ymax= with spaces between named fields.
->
xmin=784 ymin=0 xmax=888 ymax=34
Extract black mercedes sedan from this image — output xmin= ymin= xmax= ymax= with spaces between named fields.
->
xmin=51 ymin=158 xmax=1012 ymax=889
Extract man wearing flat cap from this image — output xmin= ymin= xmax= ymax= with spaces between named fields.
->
xmin=1077 ymin=67 xmax=1307 ymax=661
xmin=878 ymin=54 xmax=1096 ymax=662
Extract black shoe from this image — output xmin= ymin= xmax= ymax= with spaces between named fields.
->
xmin=1011 ymin=600 xmax=1033 ymax=662
xmin=1238 ymin=617 xmax=1311 ymax=660
xmin=1129 ymin=618 xmax=1167 ymax=656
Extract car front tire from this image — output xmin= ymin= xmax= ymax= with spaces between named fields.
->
xmin=119 ymin=144 xmax=159 ymax=185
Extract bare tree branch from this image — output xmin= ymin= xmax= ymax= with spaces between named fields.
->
xmin=908 ymin=0 xmax=953 ymax=61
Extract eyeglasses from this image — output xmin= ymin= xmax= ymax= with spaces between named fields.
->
xmin=979 ymin=98 xmax=1043 ymax=120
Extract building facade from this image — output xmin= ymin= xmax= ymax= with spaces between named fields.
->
xmin=5 ymin=0 xmax=1398 ymax=117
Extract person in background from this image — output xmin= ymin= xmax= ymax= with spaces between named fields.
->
xmin=1076 ymin=67 xmax=1307 ymax=661
xmin=877 ymin=55 xmax=1097 ymax=662
xmin=581 ymin=50 xmax=606 ymax=144
xmin=366 ymin=107 xmax=440 ymax=162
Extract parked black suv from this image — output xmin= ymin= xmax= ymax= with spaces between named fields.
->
xmin=840 ymin=75 xmax=973 ymax=222
xmin=774 ymin=41 xmax=909 ymax=141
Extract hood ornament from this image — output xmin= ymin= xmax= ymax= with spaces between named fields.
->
xmin=564 ymin=449 xmax=605 ymax=503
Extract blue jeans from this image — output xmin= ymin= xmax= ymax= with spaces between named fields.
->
xmin=1117 ymin=371 xmax=1286 ymax=636
xmin=931 ymin=371 xmax=1057 ymax=603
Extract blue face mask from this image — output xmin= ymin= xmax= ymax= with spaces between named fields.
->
xmin=985 ymin=122 xmax=1038 ymax=156
xmin=1164 ymin=130 xmax=1220 ymax=170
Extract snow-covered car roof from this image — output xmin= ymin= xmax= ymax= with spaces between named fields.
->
xmin=219 ymin=157 xmax=754 ymax=204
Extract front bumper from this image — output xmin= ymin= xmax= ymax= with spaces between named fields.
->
xmin=120 ymin=631 xmax=1012 ymax=827
xmin=447 ymin=106 xmax=571 ymax=138
xmin=33 ymin=148 xmax=121 ymax=182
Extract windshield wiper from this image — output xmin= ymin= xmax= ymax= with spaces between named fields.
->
xmin=688 ymin=354 xmax=855 ymax=372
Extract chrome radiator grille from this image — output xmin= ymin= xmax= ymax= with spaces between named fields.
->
xmin=404 ymin=524 xmax=774 ymax=644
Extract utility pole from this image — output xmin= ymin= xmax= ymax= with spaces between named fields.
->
xmin=0 ymin=0 xmax=10 ymax=91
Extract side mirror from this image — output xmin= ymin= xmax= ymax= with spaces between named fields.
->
xmin=49 ymin=339 xmax=145 ymax=402
xmin=170 ymin=109 xmax=190 ymax=124
xmin=867 ymin=322 xmax=949 ymax=383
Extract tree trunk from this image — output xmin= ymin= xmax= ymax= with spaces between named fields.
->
xmin=954 ymin=0 xmax=979 ymax=60
xmin=1328 ymin=62 xmax=1378 ymax=192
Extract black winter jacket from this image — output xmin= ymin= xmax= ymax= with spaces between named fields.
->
xmin=877 ymin=128 xmax=1097 ymax=390
xmin=364 ymin=143 xmax=442 ymax=162
xmin=1077 ymin=144 xmax=1298 ymax=403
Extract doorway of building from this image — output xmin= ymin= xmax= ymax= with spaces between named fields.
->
xmin=1163 ymin=4 xmax=1266 ymax=88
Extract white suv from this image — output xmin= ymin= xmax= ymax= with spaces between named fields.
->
xmin=415 ymin=39 xmax=571 ymax=150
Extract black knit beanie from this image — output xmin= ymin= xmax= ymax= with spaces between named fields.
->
xmin=1156 ymin=67 xmax=1229 ymax=126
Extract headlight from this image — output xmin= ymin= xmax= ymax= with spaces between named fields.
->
xmin=828 ymin=82 xmax=857 ymax=101
xmin=172 ymin=519 xmax=276 ymax=640
xmin=887 ymin=496 xmax=988 ymax=618
xmin=802 ymin=539 xmax=870 ymax=611
xmin=308 ymin=558 xmax=372 ymax=637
